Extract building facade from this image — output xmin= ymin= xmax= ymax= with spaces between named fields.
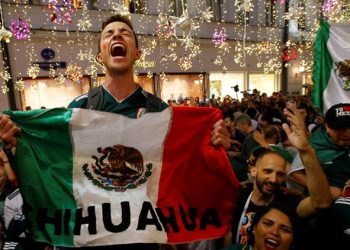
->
xmin=0 ymin=0 xmax=318 ymax=110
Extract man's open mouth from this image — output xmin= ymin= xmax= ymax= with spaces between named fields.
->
xmin=111 ymin=44 xmax=127 ymax=57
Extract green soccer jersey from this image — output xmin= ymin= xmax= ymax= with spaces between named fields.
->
xmin=310 ymin=126 xmax=350 ymax=188
xmin=68 ymin=85 xmax=168 ymax=118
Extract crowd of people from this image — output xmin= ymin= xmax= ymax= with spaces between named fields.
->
xmin=211 ymin=91 xmax=350 ymax=249
xmin=0 ymin=13 xmax=348 ymax=250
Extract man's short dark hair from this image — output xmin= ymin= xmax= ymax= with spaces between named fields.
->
xmin=98 ymin=14 xmax=139 ymax=53
xmin=234 ymin=113 xmax=252 ymax=126
xmin=252 ymin=145 xmax=293 ymax=165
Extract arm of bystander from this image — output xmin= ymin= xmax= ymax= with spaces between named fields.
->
xmin=283 ymin=102 xmax=332 ymax=218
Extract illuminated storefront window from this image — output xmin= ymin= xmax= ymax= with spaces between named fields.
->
xmin=248 ymin=73 xmax=278 ymax=96
xmin=134 ymin=74 xmax=155 ymax=94
xmin=302 ymin=73 xmax=313 ymax=95
xmin=209 ymin=72 xmax=245 ymax=100
xmin=20 ymin=77 xmax=90 ymax=110
xmin=160 ymin=74 xmax=204 ymax=104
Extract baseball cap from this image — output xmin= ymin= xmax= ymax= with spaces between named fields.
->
xmin=251 ymin=145 xmax=293 ymax=164
xmin=325 ymin=103 xmax=350 ymax=130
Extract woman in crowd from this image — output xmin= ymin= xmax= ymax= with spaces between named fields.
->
xmin=222 ymin=202 xmax=295 ymax=250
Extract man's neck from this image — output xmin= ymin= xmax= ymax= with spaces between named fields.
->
xmin=103 ymin=72 xmax=137 ymax=101
xmin=251 ymin=189 xmax=274 ymax=206
xmin=247 ymin=127 xmax=254 ymax=133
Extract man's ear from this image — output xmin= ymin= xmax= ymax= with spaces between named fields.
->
xmin=250 ymin=166 xmax=257 ymax=178
xmin=135 ymin=49 xmax=141 ymax=60
xmin=96 ymin=53 xmax=102 ymax=63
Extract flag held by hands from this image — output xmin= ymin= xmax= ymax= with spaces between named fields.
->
xmin=5 ymin=107 xmax=239 ymax=247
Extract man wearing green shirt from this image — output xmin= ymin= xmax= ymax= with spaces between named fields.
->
xmin=0 ymin=14 xmax=231 ymax=250
xmin=310 ymin=103 xmax=350 ymax=198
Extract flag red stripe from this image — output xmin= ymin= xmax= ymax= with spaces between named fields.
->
xmin=157 ymin=106 xmax=239 ymax=243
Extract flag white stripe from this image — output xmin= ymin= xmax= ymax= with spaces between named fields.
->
xmin=323 ymin=23 xmax=350 ymax=113
xmin=71 ymin=108 xmax=171 ymax=246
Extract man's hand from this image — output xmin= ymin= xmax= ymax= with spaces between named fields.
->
xmin=0 ymin=114 xmax=20 ymax=148
xmin=211 ymin=119 xmax=231 ymax=150
xmin=282 ymin=102 xmax=310 ymax=152
xmin=253 ymin=130 xmax=267 ymax=147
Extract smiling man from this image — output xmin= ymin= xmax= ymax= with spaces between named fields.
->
xmin=231 ymin=146 xmax=297 ymax=246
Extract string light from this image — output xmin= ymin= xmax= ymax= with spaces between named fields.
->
xmin=0 ymin=70 xmax=11 ymax=81
xmin=49 ymin=67 xmax=56 ymax=78
xmin=322 ymin=0 xmax=339 ymax=16
xmin=0 ymin=0 xmax=12 ymax=43
xmin=159 ymin=72 xmax=166 ymax=80
xmin=2 ymin=0 xmax=350 ymax=98
xmin=147 ymin=71 xmax=153 ymax=78
xmin=27 ymin=64 xmax=40 ymax=79
xmin=109 ymin=1 xmax=130 ymax=18
xmin=178 ymin=56 xmax=192 ymax=71
xmin=55 ymin=73 xmax=66 ymax=85
xmin=200 ymin=8 xmax=214 ymax=23
xmin=235 ymin=0 xmax=254 ymax=13
xmin=156 ymin=13 xmax=174 ymax=39
xmin=11 ymin=18 xmax=30 ymax=40
xmin=15 ymin=78 xmax=25 ymax=92
xmin=0 ymin=26 xmax=12 ymax=43
xmin=66 ymin=63 xmax=83 ymax=82
xmin=47 ymin=0 xmax=77 ymax=25
xmin=212 ymin=28 xmax=228 ymax=46
xmin=77 ymin=1 xmax=92 ymax=31
xmin=1 ymin=85 xmax=9 ymax=94
xmin=85 ymin=64 xmax=98 ymax=79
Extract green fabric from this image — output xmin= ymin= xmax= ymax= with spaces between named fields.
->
xmin=0 ymin=200 xmax=4 ymax=218
xmin=3 ymin=108 xmax=75 ymax=246
xmin=68 ymin=86 xmax=168 ymax=117
xmin=309 ymin=126 xmax=345 ymax=162
xmin=310 ymin=126 xmax=350 ymax=187
xmin=311 ymin=20 xmax=333 ymax=115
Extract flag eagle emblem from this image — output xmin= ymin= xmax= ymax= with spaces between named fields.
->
xmin=335 ymin=59 xmax=350 ymax=91
xmin=82 ymin=144 xmax=152 ymax=192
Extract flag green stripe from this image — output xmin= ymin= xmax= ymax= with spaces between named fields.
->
xmin=4 ymin=108 xmax=75 ymax=246
xmin=311 ymin=20 xmax=333 ymax=114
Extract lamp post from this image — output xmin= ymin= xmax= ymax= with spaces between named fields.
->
xmin=124 ymin=0 xmax=130 ymax=8
xmin=281 ymin=0 xmax=289 ymax=94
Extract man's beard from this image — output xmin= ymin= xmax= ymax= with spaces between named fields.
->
xmin=255 ymin=175 xmax=279 ymax=198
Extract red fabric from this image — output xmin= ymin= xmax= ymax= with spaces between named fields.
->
xmin=158 ymin=106 xmax=239 ymax=243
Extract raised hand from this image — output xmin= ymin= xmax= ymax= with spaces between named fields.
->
xmin=0 ymin=114 xmax=21 ymax=148
xmin=282 ymin=102 xmax=310 ymax=152
xmin=211 ymin=119 xmax=231 ymax=150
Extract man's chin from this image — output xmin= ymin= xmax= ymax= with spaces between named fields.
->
xmin=109 ymin=64 xmax=130 ymax=74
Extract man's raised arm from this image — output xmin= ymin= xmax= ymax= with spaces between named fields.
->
xmin=283 ymin=102 xmax=332 ymax=218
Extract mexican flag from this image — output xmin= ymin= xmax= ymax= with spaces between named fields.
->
xmin=4 ymin=107 xmax=239 ymax=247
xmin=312 ymin=20 xmax=350 ymax=114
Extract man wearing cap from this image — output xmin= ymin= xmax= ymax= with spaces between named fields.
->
xmin=224 ymin=102 xmax=332 ymax=247
xmin=310 ymin=103 xmax=350 ymax=198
